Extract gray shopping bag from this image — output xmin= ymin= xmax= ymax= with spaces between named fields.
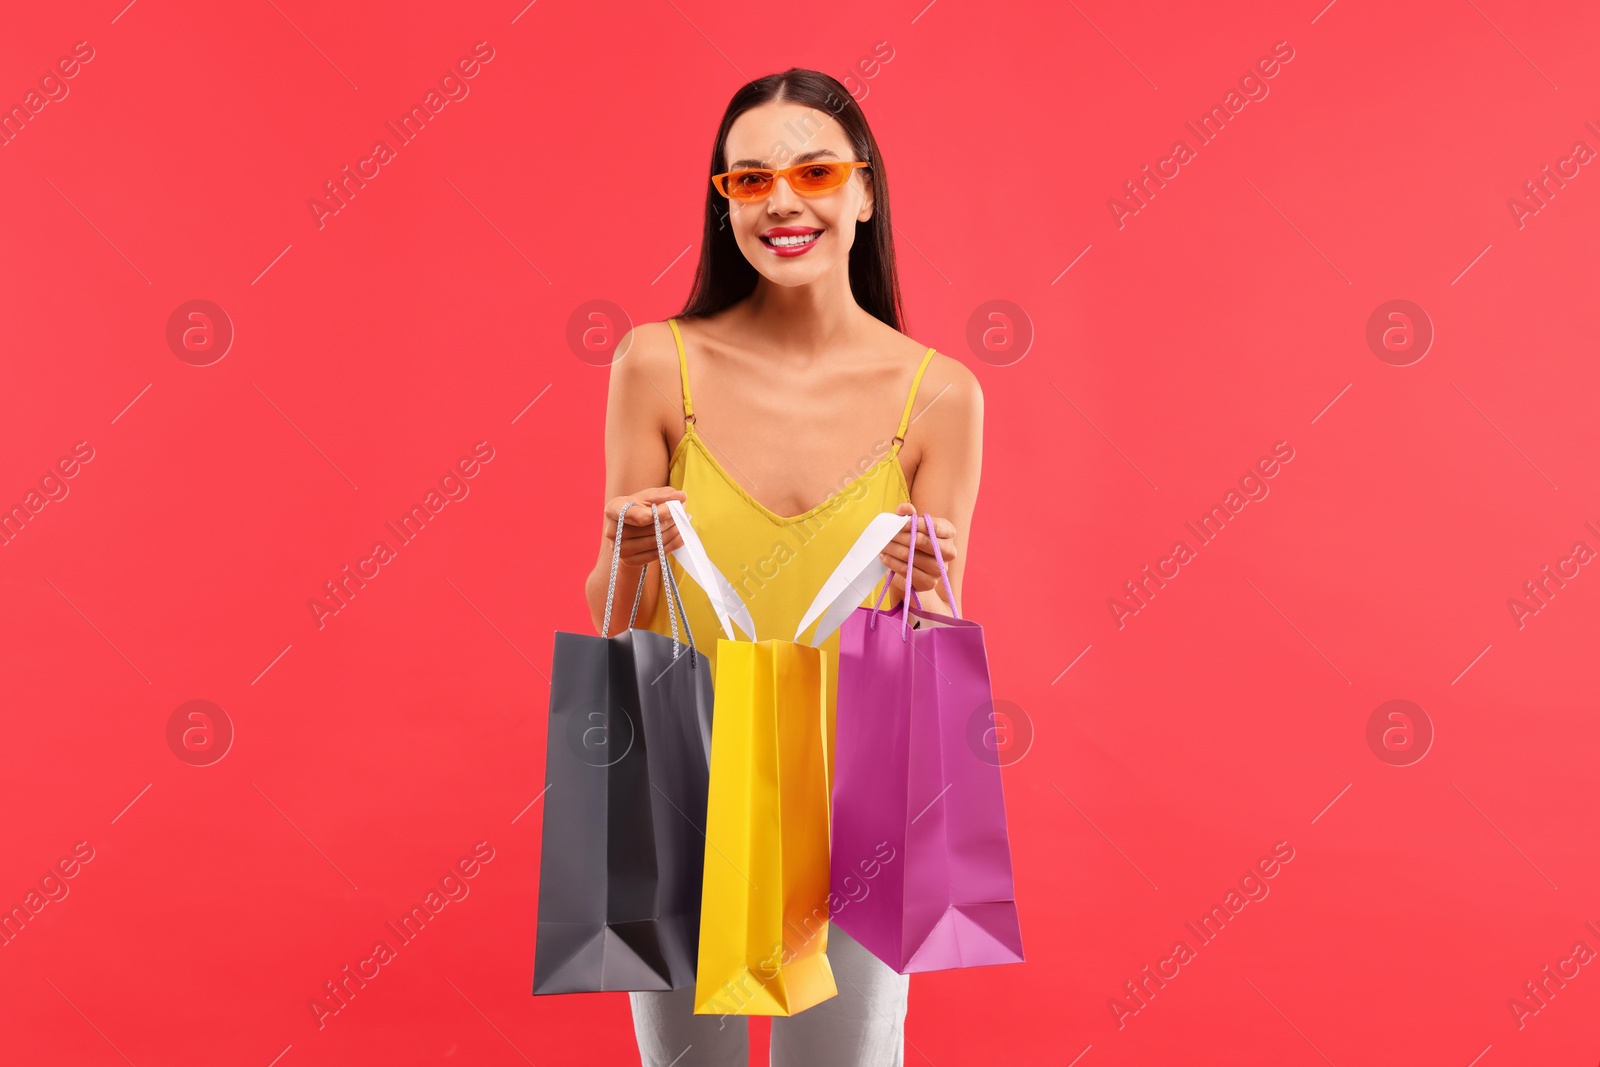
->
xmin=532 ymin=503 xmax=715 ymax=993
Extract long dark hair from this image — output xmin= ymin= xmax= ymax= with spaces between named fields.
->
xmin=678 ymin=69 xmax=905 ymax=332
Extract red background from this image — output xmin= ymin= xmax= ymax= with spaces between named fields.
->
xmin=2 ymin=0 xmax=1598 ymax=1064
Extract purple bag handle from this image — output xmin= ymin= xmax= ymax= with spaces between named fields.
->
xmin=921 ymin=511 xmax=960 ymax=618
xmin=868 ymin=513 xmax=960 ymax=640
xmin=869 ymin=514 xmax=916 ymax=637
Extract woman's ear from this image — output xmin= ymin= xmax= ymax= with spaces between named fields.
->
xmin=857 ymin=171 xmax=875 ymax=223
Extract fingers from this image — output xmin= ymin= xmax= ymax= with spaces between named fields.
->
xmin=891 ymin=503 xmax=953 ymax=544
xmin=606 ymin=488 xmax=687 ymax=516
xmin=618 ymin=528 xmax=673 ymax=562
xmin=883 ymin=512 xmax=956 ymax=549
xmin=619 ymin=522 xmax=671 ymax=549
xmin=612 ymin=508 xmax=683 ymax=565
xmin=881 ymin=529 xmax=958 ymax=564
xmin=617 ymin=503 xmax=664 ymax=526
xmin=879 ymin=543 xmax=943 ymax=592
xmin=880 ymin=541 xmax=938 ymax=566
xmin=880 ymin=563 xmax=936 ymax=595
xmin=884 ymin=530 xmax=949 ymax=555
xmin=641 ymin=510 xmax=683 ymax=549
xmin=605 ymin=490 xmax=691 ymax=540
xmin=632 ymin=486 xmax=689 ymax=505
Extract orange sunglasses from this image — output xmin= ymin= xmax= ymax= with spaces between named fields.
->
xmin=711 ymin=160 xmax=870 ymax=201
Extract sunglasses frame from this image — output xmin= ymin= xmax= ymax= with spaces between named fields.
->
xmin=711 ymin=160 xmax=871 ymax=201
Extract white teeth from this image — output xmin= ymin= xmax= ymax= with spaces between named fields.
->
xmin=767 ymin=232 xmax=819 ymax=247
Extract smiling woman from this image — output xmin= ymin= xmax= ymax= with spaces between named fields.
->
xmin=585 ymin=67 xmax=983 ymax=1067
xmin=677 ymin=72 xmax=904 ymax=331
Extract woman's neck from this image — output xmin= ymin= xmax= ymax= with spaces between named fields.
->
xmin=739 ymin=270 xmax=866 ymax=355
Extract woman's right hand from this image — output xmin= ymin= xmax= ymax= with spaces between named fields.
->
xmin=602 ymin=487 xmax=689 ymax=567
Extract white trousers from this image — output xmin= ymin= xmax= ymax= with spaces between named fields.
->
xmin=629 ymin=925 xmax=910 ymax=1067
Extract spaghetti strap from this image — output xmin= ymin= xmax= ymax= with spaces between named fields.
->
xmin=893 ymin=347 xmax=938 ymax=447
xmin=667 ymin=318 xmax=695 ymax=424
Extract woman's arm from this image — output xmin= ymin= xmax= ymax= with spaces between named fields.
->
xmin=585 ymin=322 xmax=687 ymax=635
xmin=882 ymin=357 xmax=984 ymax=614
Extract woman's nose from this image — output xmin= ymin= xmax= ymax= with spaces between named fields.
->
xmin=766 ymin=177 xmax=803 ymax=213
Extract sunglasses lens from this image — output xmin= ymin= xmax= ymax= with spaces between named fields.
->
xmin=724 ymin=170 xmax=774 ymax=200
xmin=791 ymin=162 xmax=853 ymax=194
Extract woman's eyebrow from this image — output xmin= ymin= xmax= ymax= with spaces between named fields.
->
xmin=727 ymin=148 xmax=843 ymax=169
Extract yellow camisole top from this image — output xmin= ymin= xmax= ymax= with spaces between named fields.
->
xmin=642 ymin=318 xmax=938 ymax=686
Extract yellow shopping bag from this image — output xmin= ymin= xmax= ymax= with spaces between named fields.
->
xmin=661 ymin=502 xmax=838 ymax=1018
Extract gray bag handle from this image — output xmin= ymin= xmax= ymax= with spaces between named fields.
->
xmin=599 ymin=502 xmax=697 ymax=664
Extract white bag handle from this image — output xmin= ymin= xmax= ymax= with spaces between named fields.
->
xmin=663 ymin=499 xmax=757 ymax=642
xmin=794 ymin=512 xmax=914 ymax=647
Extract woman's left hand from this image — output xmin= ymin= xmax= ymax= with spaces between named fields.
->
xmin=878 ymin=502 xmax=957 ymax=602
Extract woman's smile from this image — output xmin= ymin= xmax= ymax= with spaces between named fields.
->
xmin=759 ymin=226 xmax=823 ymax=256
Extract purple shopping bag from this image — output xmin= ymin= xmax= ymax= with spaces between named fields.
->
xmin=796 ymin=512 xmax=1023 ymax=974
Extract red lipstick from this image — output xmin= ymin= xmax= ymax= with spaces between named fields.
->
xmin=759 ymin=226 xmax=823 ymax=257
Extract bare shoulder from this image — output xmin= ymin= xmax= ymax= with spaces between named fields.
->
xmin=919 ymin=349 xmax=981 ymax=414
xmin=615 ymin=319 xmax=681 ymax=382
xmin=612 ymin=319 xmax=684 ymax=402
xmin=894 ymin=327 xmax=982 ymax=432
xmin=604 ymin=320 xmax=690 ymax=446
xmin=889 ymin=328 xmax=981 ymax=486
